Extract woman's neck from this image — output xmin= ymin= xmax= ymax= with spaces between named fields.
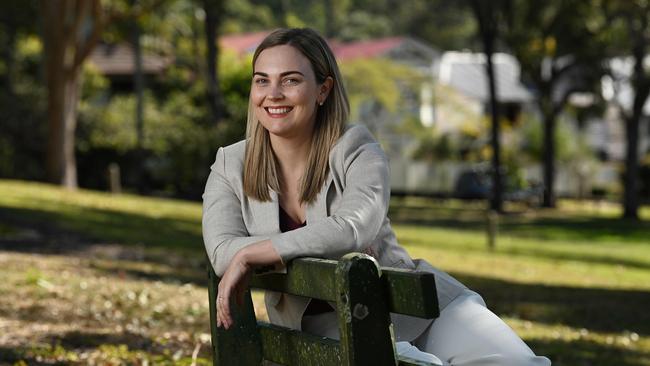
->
xmin=270 ymin=133 xmax=312 ymax=180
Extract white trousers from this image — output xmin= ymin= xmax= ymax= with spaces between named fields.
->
xmin=301 ymin=290 xmax=551 ymax=366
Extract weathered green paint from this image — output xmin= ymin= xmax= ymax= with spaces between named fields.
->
xmin=251 ymin=258 xmax=439 ymax=319
xmin=258 ymin=322 xmax=341 ymax=365
xmin=336 ymin=253 xmax=397 ymax=366
xmin=207 ymin=258 xmax=263 ymax=366
xmin=382 ymin=268 xmax=439 ymax=319
xmin=207 ymin=254 xmax=441 ymax=366
xmin=251 ymin=258 xmax=338 ymax=302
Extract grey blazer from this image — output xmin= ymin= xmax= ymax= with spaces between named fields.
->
xmin=202 ymin=124 xmax=466 ymax=341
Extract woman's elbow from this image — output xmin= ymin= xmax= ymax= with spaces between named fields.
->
xmin=333 ymin=215 xmax=381 ymax=254
xmin=204 ymin=237 xmax=230 ymax=277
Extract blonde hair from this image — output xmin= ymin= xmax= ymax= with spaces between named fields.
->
xmin=243 ymin=28 xmax=350 ymax=203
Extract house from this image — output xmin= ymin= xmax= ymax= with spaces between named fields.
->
xmin=219 ymin=32 xmax=536 ymax=195
xmin=88 ymin=43 xmax=172 ymax=92
xmin=433 ymin=51 xmax=534 ymax=133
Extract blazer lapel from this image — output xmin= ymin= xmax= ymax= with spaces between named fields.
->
xmin=248 ymin=189 xmax=280 ymax=234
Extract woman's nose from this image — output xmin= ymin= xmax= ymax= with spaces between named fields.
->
xmin=267 ymin=83 xmax=284 ymax=100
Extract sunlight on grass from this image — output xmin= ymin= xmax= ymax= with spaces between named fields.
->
xmin=1 ymin=179 xmax=649 ymax=366
xmin=395 ymin=225 xmax=650 ymax=291
xmin=0 ymin=180 xmax=203 ymax=250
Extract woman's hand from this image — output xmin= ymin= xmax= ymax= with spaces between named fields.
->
xmin=216 ymin=253 xmax=252 ymax=330
xmin=216 ymin=240 xmax=283 ymax=330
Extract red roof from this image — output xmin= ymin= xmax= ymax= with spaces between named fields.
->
xmin=219 ymin=31 xmax=271 ymax=55
xmin=219 ymin=32 xmax=405 ymax=61
xmin=331 ymin=37 xmax=404 ymax=61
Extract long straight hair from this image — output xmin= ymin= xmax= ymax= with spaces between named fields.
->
xmin=243 ymin=28 xmax=350 ymax=203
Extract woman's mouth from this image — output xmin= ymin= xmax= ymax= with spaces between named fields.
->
xmin=265 ymin=106 xmax=293 ymax=117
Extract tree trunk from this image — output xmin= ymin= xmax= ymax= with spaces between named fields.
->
xmin=542 ymin=113 xmax=556 ymax=208
xmin=42 ymin=0 xmax=104 ymax=189
xmin=43 ymin=0 xmax=82 ymax=189
xmin=132 ymin=12 xmax=144 ymax=150
xmin=622 ymin=30 xmax=648 ymax=220
xmin=485 ymin=44 xmax=503 ymax=213
xmin=203 ymin=0 xmax=223 ymax=124
xmin=623 ymin=115 xmax=640 ymax=219
xmin=471 ymin=0 xmax=503 ymax=212
xmin=324 ymin=0 xmax=335 ymax=38
xmin=46 ymin=67 xmax=81 ymax=189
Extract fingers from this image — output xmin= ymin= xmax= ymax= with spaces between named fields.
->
xmin=217 ymin=292 xmax=232 ymax=329
xmin=216 ymin=300 xmax=222 ymax=328
xmin=222 ymin=294 xmax=232 ymax=329
xmin=217 ymin=259 xmax=253 ymax=330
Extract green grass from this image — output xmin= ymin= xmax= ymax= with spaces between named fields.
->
xmin=1 ymin=179 xmax=649 ymax=365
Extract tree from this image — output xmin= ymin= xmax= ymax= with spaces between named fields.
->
xmin=203 ymin=0 xmax=225 ymax=124
xmin=469 ymin=0 xmax=504 ymax=212
xmin=41 ymin=0 xmax=164 ymax=189
xmin=42 ymin=0 xmax=107 ymax=189
xmin=600 ymin=1 xmax=650 ymax=220
xmin=501 ymin=0 xmax=606 ymax=207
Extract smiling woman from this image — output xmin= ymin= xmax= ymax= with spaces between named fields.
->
xmin=202 ymin=28 xmax=551 ymax=365
xmin=251 ymin=45 xmax=332 ymax=141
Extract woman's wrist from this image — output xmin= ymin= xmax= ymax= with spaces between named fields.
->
xmin=234 ymin=240 xmax=283 ymax=270
xmin=235 ymin=248 xmax=253 ymax=270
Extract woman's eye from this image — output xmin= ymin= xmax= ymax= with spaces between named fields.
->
xmin=254 ymin=78 xmax=268 ymax=85
xmin=283 ymin=78 xmax=300 ymax=85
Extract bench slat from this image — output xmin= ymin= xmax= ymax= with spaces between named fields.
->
xmin=383 ymin=267 xmax=439 ymax=319
xmin=251 ymin=257 xmax=338 ymax=302
xmin=258 ymin=323 xmax=438 ymax=366
xmin=259 ymin=322 xmax=341 ymax=366
xmin=251 ymin=258 xmax=439 ymax=319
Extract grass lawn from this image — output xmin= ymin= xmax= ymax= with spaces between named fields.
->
xmin=0 ymin=179 xmax=649 ymax=365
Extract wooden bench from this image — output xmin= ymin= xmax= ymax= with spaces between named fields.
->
xmin=207 ymin=253 xmax=440 ymax=366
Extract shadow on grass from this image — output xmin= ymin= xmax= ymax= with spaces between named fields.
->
xmin=527 ymin=338 xmax=650 ymax=366
xmin=87 ymin=259 xmax=207 ymax=287
xmin=0 ymin=205 xmax=203 ymax=254
xmin=389 ymin=206 xmax=650 ymax=244
xmin=404 ymin=235 xmax=650 ymax=271
xmin=51 ymin=330 xmax=155 ymax=350
xmin=499 ymin=216 xmax=650 ymax=244
xmin=452 ymin=272 xmax=650 ymax=336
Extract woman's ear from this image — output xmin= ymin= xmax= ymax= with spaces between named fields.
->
xmin=319 ymin=76 xmax=334 ymax=104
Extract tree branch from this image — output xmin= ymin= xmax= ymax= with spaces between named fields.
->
xmin=72 ymin=0 xmax=104 ymax=71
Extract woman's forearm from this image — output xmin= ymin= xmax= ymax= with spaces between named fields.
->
xmin=236 ymin=239 xmax=284 ymax=269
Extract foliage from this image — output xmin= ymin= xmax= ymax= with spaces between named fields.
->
xmin=0 ymin=33 xmax=47 ymax=181
xmin=340 ymin=58 xmax=424 ymax=120
xmin=519 ymin=113 xmax=590 ymax=164
xmin=412 ymin=133 xmax=457 ymax=162
xmin=76 ymin=47 xmax=251 ymax=197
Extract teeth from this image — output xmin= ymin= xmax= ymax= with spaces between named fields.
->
xmin=267 ymin=107 xmax=292 ymax=114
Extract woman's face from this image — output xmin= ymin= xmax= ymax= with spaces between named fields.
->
xmin=251 ymin=45 xmax=331 ymax=141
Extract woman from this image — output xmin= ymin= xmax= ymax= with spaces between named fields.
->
xmin=203 ymin=28 xmax=550 ymax=366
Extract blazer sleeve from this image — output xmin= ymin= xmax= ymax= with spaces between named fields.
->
xmin=202 ymin=147 xmax=268 ymax=276
xmin=269 ymin=142 xmax=389 ymax=263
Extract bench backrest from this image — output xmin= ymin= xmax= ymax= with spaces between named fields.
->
xmin=207 ymin=252 xmax=439 ymax=366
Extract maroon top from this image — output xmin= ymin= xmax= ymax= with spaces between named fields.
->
xmin=279 ymin=205 xmax=334 ymax=316
xmin=279 ymin=205 xmax=306 ymax=232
